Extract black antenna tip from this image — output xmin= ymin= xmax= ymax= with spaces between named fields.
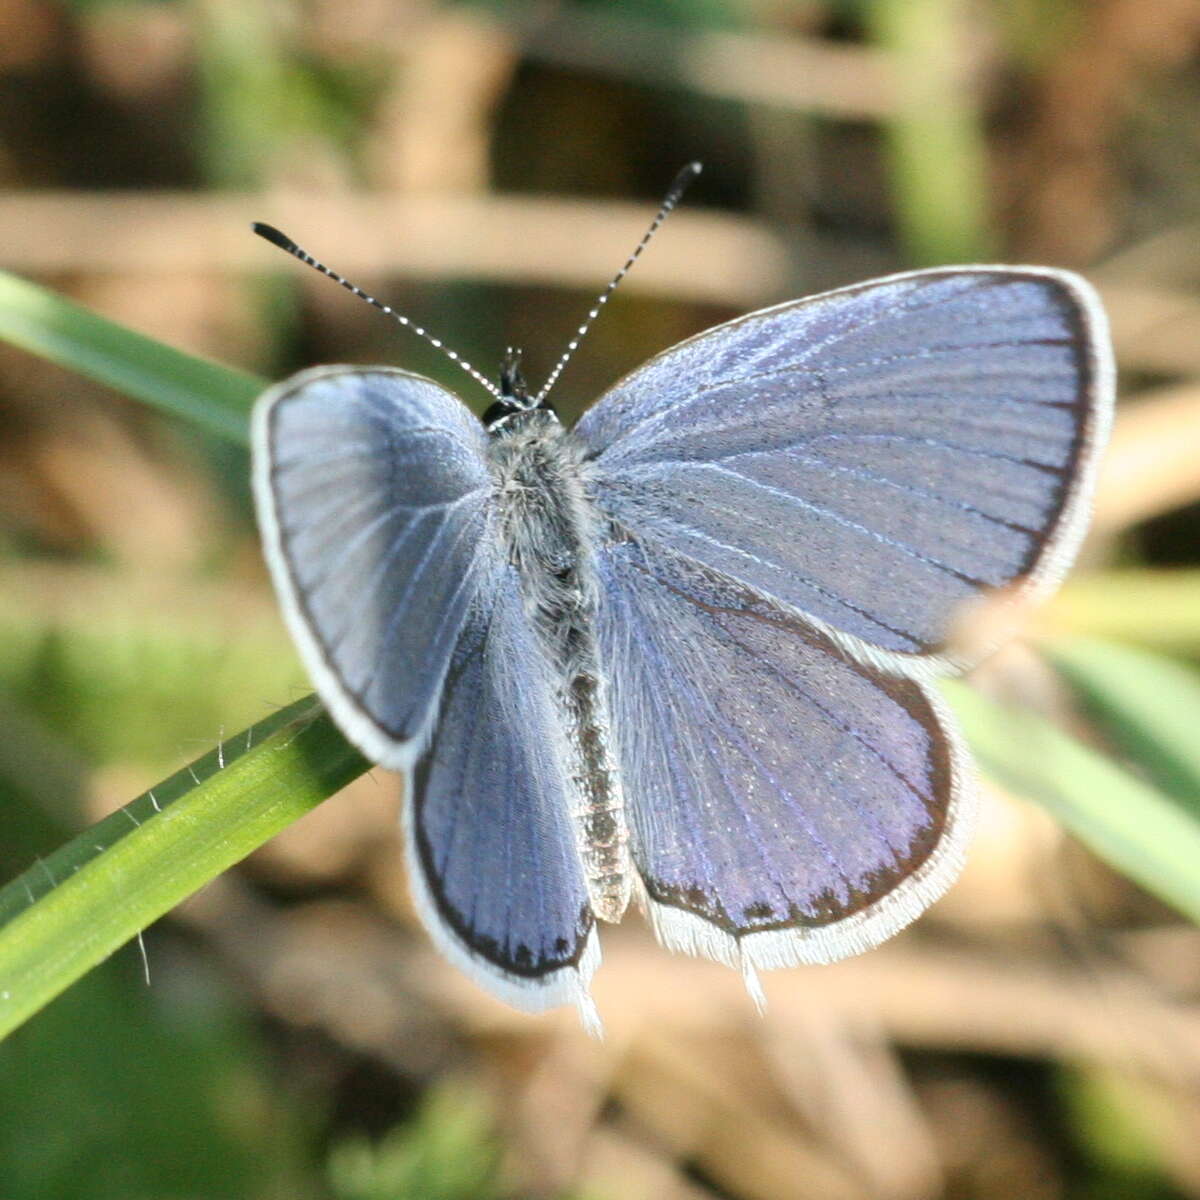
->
xmin=666 ymin=162 xmax=703 ymax=203
xmin=251 ymin=222 xmax=297 ymax=253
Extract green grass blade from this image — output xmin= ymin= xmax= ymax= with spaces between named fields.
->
xmin=0 ymin=695 xmax=315 ymax=927
xmin=1045 ymin=637 xmax=1200 ymax=817
xmin=0 ymin=698 xmax=368 ymax=1041
xmin=945 ymin=679 xmax=1200 ymax=927
xmin=0 ymin=270 xmax=262 ymax=444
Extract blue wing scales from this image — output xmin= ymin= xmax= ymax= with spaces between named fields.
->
xmin=406 ymin=563 xmax=599 ymax=1026
xmin=255 ymin=366 xmax=599 ymax=1023
xmin=594 ymin=535 xmax=973 ymax=970
xmin=253 ymin=366 xmax=495 ymax=767
xmin=578 ymin=267 xmax=1113 ymax=667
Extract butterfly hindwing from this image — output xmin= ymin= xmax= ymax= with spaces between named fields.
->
xmin=594 ymin=535 xmax=973 ymax=970
xmin=253 ymin=366 xmax=495 ymax=768
xmin=406 ymin=562 xmax=599 ymax=1027
xmin=578 ymin=267 xmax=1113 ymax=671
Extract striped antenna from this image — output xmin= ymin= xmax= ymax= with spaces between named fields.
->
xmin=534 ymin=161 xmax=703 ymax=405
xmin=251 ymin=222 xmax=501 ymax=399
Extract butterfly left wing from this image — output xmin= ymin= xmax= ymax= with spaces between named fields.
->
xmin=593 ymin=534 xmax=973 ymax=976
xmin=576 ymin=266 xmax=1113 ymax=673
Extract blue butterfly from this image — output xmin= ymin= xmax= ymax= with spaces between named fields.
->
xmin=251 ymin=166 xmax=1114 ymax=1033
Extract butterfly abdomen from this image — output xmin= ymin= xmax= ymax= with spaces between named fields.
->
xmin=488 ymin=410 xmax=631 ymax=923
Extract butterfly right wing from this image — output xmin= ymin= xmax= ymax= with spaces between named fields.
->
xmin=577 ymin=267 xmax=1113 ymax=674
xmin=253 ymin=366 xmax=496 ymax=769
xmin=408 ymin=561 xmax=600 ymax=1028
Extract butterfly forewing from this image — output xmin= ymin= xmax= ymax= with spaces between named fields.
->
xmin=254 ymin=366 xmax=495 ymax=768
xmin=593 ymin=535 xmax=972 ymax=969
xmin=577 ymin=267 xmax=1113 ymax=670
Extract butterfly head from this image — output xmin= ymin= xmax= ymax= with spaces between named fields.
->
xmin=483 ymin=347 xmax=558 ymax=430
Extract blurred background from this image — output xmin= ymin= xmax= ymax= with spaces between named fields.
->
xmin=2 ymin=0 xmax=1200 ymax=1197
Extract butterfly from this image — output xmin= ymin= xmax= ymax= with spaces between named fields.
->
xmin=251 ymin=165 xmax=1114 ymax=1033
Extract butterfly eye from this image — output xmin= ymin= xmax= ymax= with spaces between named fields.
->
xmin=481 ymin=398 xmax=524 ymax=428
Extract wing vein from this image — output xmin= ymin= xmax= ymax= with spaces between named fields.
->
xmin=621 ymin=581 xmax=820 ymax=910
xmin=700 ymin=462 xmax=989 ymax=586
xmin=597 ymin=274 xmax=1006 ymax=449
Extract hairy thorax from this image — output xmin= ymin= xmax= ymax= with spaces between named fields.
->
xmin=486 ymin=409 xmax=630 ymax=922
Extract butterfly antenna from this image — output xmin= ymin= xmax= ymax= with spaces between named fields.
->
xmin=251 ymin=222 xmax=501 ymax=399
xmin=534 ymin=161 xmax=703 ymax=405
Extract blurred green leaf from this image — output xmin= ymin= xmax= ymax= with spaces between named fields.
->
xmin=327 ymin=1084 xmax=504 ymax=1200
xmin=1046 ymin=636 xmax=1200 ymax=816
xmin=469 ymin=0 xmax=744 ymax=32
xmin=195 ymin=1 xmax=385 ymax=188
xmin=0 ymin=697 xmax=93 ymax=887
xmin=0 ymin=698 xmax=367 ymax=1040
xmin=0 ymin=270 xmax=259 ymax=445
xmin=1059 ymin=1064 xmax=1173 ymax=1200
xmin=1049 ymin=569 xmax=1200 ymax=655
xmin=866 ymin=0 xmax=994 ymax=263
xmin=0 ymin=586 xmax=296 ymax=771
xmin=946 ymin=680 xmax=1200 ymax=928
xmin=0 ymin=956 xmax=307 ymax=1200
